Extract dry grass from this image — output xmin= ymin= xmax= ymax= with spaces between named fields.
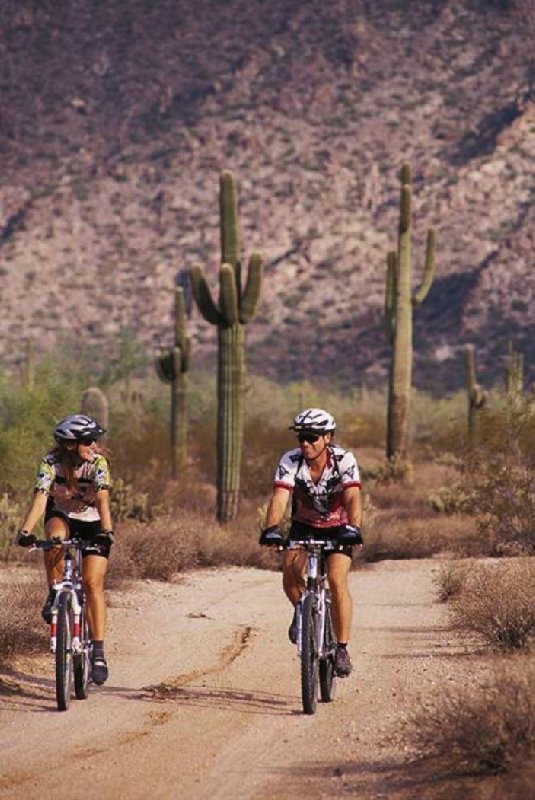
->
xmin=107 ymin=504 xmax=280 ymax=588
xmin=399 ymin=664 xmax=535 ymax=776
xmin=450 ymin=559 xmax=535 ymax=649
xmin=433 ymin=559 xmax=472 ymax=602
xmin=0 ymin=572 xmax=47 ymax=664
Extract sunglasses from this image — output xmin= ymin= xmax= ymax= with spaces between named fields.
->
xmin=297 ymin=432 xmax=321 ymax=444
xmin=79 ymin=438 xmax=97 ymax=446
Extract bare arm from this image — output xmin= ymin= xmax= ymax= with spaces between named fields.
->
xmin=96 ymin=489 xmax=113 ymax=530
xmin=264 ymin=486 xmax=291 ymax=528
xmin=20 ymin=491 xmax=48 ymax=534
xmin=342 ymin=486 xmax=362 ymax=528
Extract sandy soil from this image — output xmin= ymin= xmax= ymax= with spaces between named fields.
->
xmin=0 ymin=560 xmax=473 ymax=799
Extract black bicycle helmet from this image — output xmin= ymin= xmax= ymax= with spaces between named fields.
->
xmin=54 ymin=414 xmax=106 ymax=444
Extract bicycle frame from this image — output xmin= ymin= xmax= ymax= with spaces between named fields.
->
xmin=35 ymin=539 xmax=87 ymax=653
xmin=287 ymin=538 xmax=337 ymax=655
xmin=287 ymin=537 xmax=339 ymax=714
xmin=32 ymin=538 xmax=93 ymax=711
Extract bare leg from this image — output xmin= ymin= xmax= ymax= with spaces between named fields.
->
xmin=327 ymin=553 xmax=353 ymax=643
xmin=43 ymin=518 xmax=69 ymax=587
xmin=82 ymin=555 xmax=108 ymax=641
xmin=282 ymin=549 xmax=307 ymax=606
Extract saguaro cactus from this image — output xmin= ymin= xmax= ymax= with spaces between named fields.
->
xmin=464 ymin=345 xmax=487 ymax=447
xmin=190 ymin=170 xmax=263 ymax=523
xmin=504 ymin=341 xmax=524 ymax=398
xmin=80 ymin=386 xmax=109 ymax=441
xmin=155 ymin=287 xmax=191 ymax=477
xmin=385 ymin=163 xmax=436 ymax=459
xmin=21 ymin=337 xmax=35 ymax=391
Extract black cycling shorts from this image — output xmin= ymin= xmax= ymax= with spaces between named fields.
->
xmin=45 ymin=501 xmax=110 ymax=559
xmin=288 ymin=521 xmax=353 ymax=558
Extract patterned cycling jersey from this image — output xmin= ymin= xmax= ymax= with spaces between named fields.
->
xmin=273 ymin=445 xmax=361 ymax=528
xmin=34 ymin=450 xmax=111 ymax=522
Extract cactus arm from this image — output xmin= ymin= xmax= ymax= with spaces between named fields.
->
xmin=219 ymin=170 xmax=240 ymax=267
xmin=220 ymin=263 xmax=239 ymax=325
xmin=240 ymin=253 xmax=263 ymax=324
xmin=400 ymin=162 xmax=412 ymax=185
xmin=385 ymin=251 xmax=397 ymax=343
xmin=413 ymin=228 xmax=436 ymax=306
xmin=174 ymin=287 xmax=187 ymax=348
xmin=190 ymin=265 xmax=222 ymax=325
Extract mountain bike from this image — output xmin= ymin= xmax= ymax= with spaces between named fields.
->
xmin=34 ymin=538 xmax=92 ymax=711
xmin=287 ymin=538 xmax=338 ymax=715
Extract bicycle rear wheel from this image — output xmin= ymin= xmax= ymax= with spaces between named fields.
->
xmin=319 ymin=597 xmax=337 ymax=703
xmin=74 ymin=605 xmax=90 ymax=700
xmin=56 ymin=593 xmax=73 ymax=711
xmin=301 ymin=594 xmax=319 ymax=715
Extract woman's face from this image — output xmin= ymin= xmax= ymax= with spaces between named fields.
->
xmin=77 ymin=440 xmax=97 ymax=461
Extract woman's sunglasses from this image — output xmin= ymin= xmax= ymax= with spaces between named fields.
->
xmin=297 ymin=432 xmax=321 ymax=444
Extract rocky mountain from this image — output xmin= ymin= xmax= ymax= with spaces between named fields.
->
xmin=1 ymin=0 xmax=534 ymax=393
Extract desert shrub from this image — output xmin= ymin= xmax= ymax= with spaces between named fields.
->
xmin=0 ymin=573 xmax=47 ymax=663
xmin=400 ymin=666 xmax=535 ymax=775
xmin=428 ymin=484 xmax=471 ymax=514
xmin=451 ymin=559 xmax=535 ymax=649
xmin=433 ymin=559 xmax=471 ymax=602
xmin=361 ymin=455 xmax=413 ymax=485
xmin=362 ymin=513 xmax=482 ymax=561
xmin=107 ymin=506 xmax=279 ymax=586
xmin=0 ymin=493 xmax=25 ymax=552
xmin=456 ymin=396 xmax=535 ymax=554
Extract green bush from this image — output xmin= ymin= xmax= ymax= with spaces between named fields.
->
xmin=455 ymin=397 xmax=535 ymax=554
xmin=0 ymin=357 xmax=84 ymax=497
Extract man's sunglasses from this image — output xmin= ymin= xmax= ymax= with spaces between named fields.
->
xmin=297 ymin=432 xmax=321 ymax=444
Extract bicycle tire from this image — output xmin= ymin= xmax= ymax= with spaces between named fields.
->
xmin=301 ymin=593 xmax=319 ymax=715
xmin=319 ymin=600 xmax=337 ymax=703
xmin=74 ymin=606 xmax=90 ymax=700
xmin=56 ymin=593 xmax=73 ymax=712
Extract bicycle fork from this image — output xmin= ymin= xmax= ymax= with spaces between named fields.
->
xmin=296 ymin=551 xmax=327 ymax=656
xmin=49 ymin=574 xmax=84 ymax=656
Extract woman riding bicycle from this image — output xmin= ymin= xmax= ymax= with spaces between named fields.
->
xmin=260 ymin=408 xmax=362 ymax=677
xmin=17 ymin=414 xmax=114 ymax=686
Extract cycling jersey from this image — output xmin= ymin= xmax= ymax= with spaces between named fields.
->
xmin=34 ymin=450 xmax=111 ymax=522
xmin=273 ymin=445 xmax=361 ymax=528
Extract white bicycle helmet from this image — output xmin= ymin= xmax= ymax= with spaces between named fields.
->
xmin=289 ymin=408 xmax=336 ymax=434
xmin=54 ymin=414 xmax=106 ymax=444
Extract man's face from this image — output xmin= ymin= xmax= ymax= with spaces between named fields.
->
xmin=296 ymin=431 xmax=332 ymax=460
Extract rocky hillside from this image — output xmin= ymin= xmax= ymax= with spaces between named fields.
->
xmin=1 ymin=0 xmax=534 ymax=392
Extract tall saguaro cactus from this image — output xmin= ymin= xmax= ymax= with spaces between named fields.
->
xmin=464 ymin=344 xmax=487 ymax=447
xmin=155 ymin=287 xmax=191 ymax=477
xmin=80 ymin=386 xmax=109 ymax=441
xmin=385 ymin=163 xmax=436 ymax=459
xmin=505 ymin=340 xmax=524 ymax=397
xmin=190 ymin=170 xmax=263 ymax=523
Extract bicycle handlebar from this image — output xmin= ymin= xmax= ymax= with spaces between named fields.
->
xmin=31 ymin=538 xmax=90 ymax=552
xmin=286 ymin=539 xmax=342 ymax=551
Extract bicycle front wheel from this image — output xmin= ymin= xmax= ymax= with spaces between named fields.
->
xmin=319 ymin=596 xmax=337 ymax=703
xmin=74 ymin=605 xmax=90 ymax=700
xmin=301 ymin=594 xmax=319 ymax=715
xmin=56 ymin=593 xmax=74 ymax=711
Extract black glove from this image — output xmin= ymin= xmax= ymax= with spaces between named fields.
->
xmin=259 ymin=526 xmax=284 ymax=547
xmin=16 ymin=530 xmax=37 ymax=548
xmin=340 ymin=524 xmax=363 ymax=546
xmin=94 ymin=529 xmax=115 ymax=547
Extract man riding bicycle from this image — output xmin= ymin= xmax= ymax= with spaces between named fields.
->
xmin=260 ymin=408 xmax=362 ymax=677
xmin=17 ymin=414 xmax=114 ymax=685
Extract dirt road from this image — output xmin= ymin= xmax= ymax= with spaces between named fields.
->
xmin=0 ymin=560 xmax=467 ymax=799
